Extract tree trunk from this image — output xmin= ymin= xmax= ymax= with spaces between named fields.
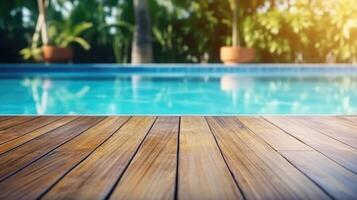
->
xmin=131 ymin=0 xmax=153 ymax=63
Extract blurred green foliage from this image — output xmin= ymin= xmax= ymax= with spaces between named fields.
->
xmin=0 ymin=0 xmax=356 ymax=63
xmin=20 ymin=20 xmax=93 ymax=61
xmin=47 ymin=20 xmax=93 ymax=50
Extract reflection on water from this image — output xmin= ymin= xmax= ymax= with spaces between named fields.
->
xmin=1 ymin=74 xmax=357 ymax=115
xmin=21 ymin=78 xmax=90 ymax=115
xmin=21 ymin=78 xmax=51 ymax=114
xmin=221 ymin=76 xmax=254 ymax=107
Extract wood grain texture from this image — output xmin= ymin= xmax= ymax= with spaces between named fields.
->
xmin=0 ymin=116 xmax=103 ymax=181
xmin=0 ymin=117 xmax=77 ymax=154
xmin=342 ymin=116 xmax=357 ymax=124
xmin=0 ymin=117 xmax=11 ymax=122
xmin=281 ymin=151 xmax=357 ymax=200
xmin=238 ymin=117 xmax=312 ymax=151
xmin=0 ymin=116 xmax=36 ymax=131
xmin=0 ymin=116 xmax=62 ymax=145
xmin=0 ymin=117 xmax=129 ymax=200
xmin=43 ymin=117 xmax=156 ymax=200
xmin=293 ymin=117 xmax=357 ymax=149
xmin=0 ymin=116 xmax=355 ymax=200
xmin=178 ymin=117 xmax=243 ymax=200
xmin=265 ymin=116 xmax=357 ymax=173
xmin=239 ymin=116 xmax=357 ymax=199
xmin=109 ymin=117 xmax=179 ymax=200
xmin=206 ymin=117 xmax=329 ymax=200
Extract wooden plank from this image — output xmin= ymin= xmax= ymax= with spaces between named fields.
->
xmin=0 ymin=117 xmax=77 ymax=154
xmin=43 ymin=117 xmax=156 ymax=200
xmin=339 ymin=116 xmax=357 ymax=136
xmin=342 ymin=116 xmax=357 ymax=124
xmin=0 ymin=117 xmax=11 ymax=122
xmin=266 ymin=116 xmax=357 ymax=173
xmin=239 ymin=117 xmax=357 ymax=199
xmin=282 ymin=151 xmax=357 ymax=200
xmin=0 ymin=116 xmax=36 ymax=130
xmin=0 ymin=117 xmax=129 ymax=200
xmin=109 ymin=117 xmax=179 ymax=200
xmin=0 ymin=116 xmax=103 ymax=181
xmin=238 ymin=117 xmax=312 ymax=151
xmin=178 ymin=117 xmax=243 ymax=200
xmin=206 ymin=117 xmax=329 ymax=200
xmin=0 ymin=116 xmax=62 ymax=145
xmin=292 ymin=117 xmax=357 ymax=149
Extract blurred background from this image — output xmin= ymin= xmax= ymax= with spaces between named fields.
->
xmin=0 ymin=0 xmax=356 ymax=63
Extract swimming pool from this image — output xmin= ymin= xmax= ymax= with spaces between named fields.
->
xmin=1 ymin=64 xmax=357 ymax=115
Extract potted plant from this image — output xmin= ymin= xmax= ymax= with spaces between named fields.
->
xmin=220 ymin=0 xmax=255 ymax=64
xmin=42 ymin=20 xmax=92 ymax=62
xmin=20 ymin=0 xmax=92 ymax=63
xmin=21 ymin=21 xmax=92 ymax=63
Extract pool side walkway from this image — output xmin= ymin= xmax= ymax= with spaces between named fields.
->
xmin=0 ymin=116 xmax=356 ymax=199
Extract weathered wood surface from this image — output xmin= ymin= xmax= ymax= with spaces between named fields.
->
xmin=0 ymin=116 xmax=356 ymax=200
xmin=0 ymin=117 xmax=11 ymax=122
xmin=0 ymin=116 xmax=103 ymax=181
xmin=0 ymin=117 xmax=77 ymax=154
xmin=0 ymin=116 xmax=36 ymax=131
xmin=0 ymin=117 xmax=128 ymax=199
xmin=266 ymin=116 xmax=357 ymax=173
xmin=178 ymin=117 xmax=243 ymax=200
xmin=43 ymin=116 xmax=155 ymax=200
xmin=110 ymin=117 xmax=179 ymax=200
xmin=207 ymin=117 xmax=329 ymax=200
xmin=240 ymin=117 xmax=357 ymax=199
xmin=0 ymin=116 xmax=62 ymax=145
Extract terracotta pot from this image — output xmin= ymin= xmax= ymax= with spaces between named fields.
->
xmin=220 ymin=46 xmax=255 ymax=64
xmin=42 ymin=45 xmax=73 ymax=63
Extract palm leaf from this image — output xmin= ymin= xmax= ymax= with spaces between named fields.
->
xmin=72 ymin=37 xmax=91 ymax=50
xmin=72 ymin=22 xmax=93 ymax=36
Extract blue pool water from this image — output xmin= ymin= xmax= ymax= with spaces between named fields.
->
xmin=0 ymin=64 xmax=357 ymax=115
